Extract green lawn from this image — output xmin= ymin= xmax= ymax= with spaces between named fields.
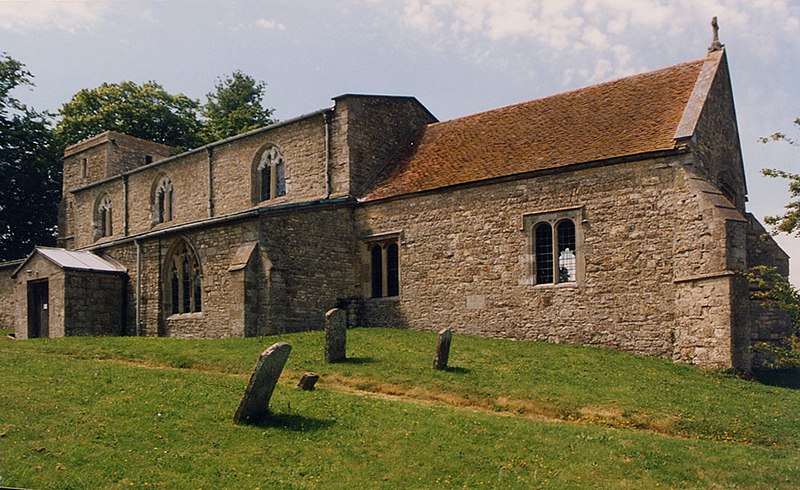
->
xmin=1 ymin=328 xmax=799 ymax=489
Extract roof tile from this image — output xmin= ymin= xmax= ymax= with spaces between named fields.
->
xmin=365 ymin=57 xmax=707 ymax=201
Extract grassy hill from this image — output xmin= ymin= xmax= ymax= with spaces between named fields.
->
xmin=1 ymin=327 xmax=799 ymax=488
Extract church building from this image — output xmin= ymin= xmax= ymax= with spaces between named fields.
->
xmin=1 ymin=46 xmax=790 ymax=370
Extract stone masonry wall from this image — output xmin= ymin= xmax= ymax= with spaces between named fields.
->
xmin=64 ymin=114 xmax=331 ymax=250
xmin=96 ymin=203 xmax=357 ymax=339
xmin=257 ymin=205 xmax=358 ymax=332
xmin=13 ymin=255 xmax=65 ymax=339
xmin=213 ymin=113 xmax=329 ymax=215
xmin=125 ymin=151 xmax=208 ymax=233
xmin=670 ymin=172 xmax=748 ymax=369
xmin=63 ymin=270 xmax=126 ymax=336
xmin=104 ymin=133 xmax=173 ymax=177
xmin=340 ymin=95 xmax=437 ymax=198
xmin=0 ymin=261 xmax=21 ymax=329
xmin=356 ymin=156 xmax=692 ymax=360
xmin=101 ymin=220 xmax=260 ymax=338
xmin=690 ymin=52 xmax=747 ymax=213
xmin=70 ymin=178 xmax=125 ymax=249
xmin=746 ymin=213 xmax=793 ymax=347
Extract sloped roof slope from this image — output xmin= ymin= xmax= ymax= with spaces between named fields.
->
xmin=364 ymin=56 xmax=709 ymax=201
xmin=13 ymin=247 xmax=127 ymax=276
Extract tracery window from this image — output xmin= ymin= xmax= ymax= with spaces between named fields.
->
xmin=525 ymin=209 xmax=581 ymax=286
xmin=153 ymin=175 xmax=174 ymax=224
xmin=368 ymin=238 xmax=400 ymax=298
xmin=95 ymin=194 xmax=113 ymax=239
xmin=256 ymin=145 xmax=286 ymax=202
xmin=165 ymin=239 xmax=202 ymax=315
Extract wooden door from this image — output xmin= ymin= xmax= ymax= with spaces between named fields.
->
xmin=27 ymin=280 xmax=49 ymax=338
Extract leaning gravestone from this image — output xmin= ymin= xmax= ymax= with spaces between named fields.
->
xmin=233 ymin=342 xmax=292 ymax=424
xmin=433 ymin=328 xmax=452 ymax=370
xmin=324 ymin=308 xmax=346 ymax=363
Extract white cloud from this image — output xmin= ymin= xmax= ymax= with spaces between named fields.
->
xmin=582 ymin=26 xmax=609 ymax=50
xmin=0 ymin=0 xmax=109 ymax=33
xmin=404 ymin=0 xmax=444 ymax=32
xmin=254 ymin=18 xmax=286 ymax=31
xmin=398 ymin=0 xmax=800 ymax=85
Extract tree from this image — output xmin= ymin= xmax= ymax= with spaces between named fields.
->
xmin=759 ymin=118 xmax=800 ymax=235
xmin=753 ymin=119 xmax=800 ymax=367
xmin=201 ymin=70 xmax=275 ymax=142
xmin=747 ymin=265 xmax=800 ymax=368
xmin=55 ymin=81 xmax=203 ymax=151
xmin=0 ymin=53 xmax=60 ymax=261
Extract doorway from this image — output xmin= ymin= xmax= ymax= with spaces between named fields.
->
xmin=27 ymin=280 xmax=49 ymax=338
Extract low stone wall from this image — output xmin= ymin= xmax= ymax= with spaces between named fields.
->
xmin=0 ymin=260 xmax=22 ymax=330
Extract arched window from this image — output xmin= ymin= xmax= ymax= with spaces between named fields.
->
xmin=153 ymin=175 xmax=173 ymax=224
xmin=95 ymin=194 xmax=113 ymax=240
xmin=255 ymin=145 xmax=286 ymax=202
xmin=165 ymin=239 xmax=202 ymax=315
xmin=367 ymin=238 xmax=400 ymax=298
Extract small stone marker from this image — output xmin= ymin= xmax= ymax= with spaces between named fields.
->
xmin=297 ymin=372 xmax=320 ymax=391
xmin=233 ymin=342 xmax=292 ymax=424
xmin=324 ymin=308 xmax=346 ymax=363
xmin=433 ymin=328 xmax=453 ymax=370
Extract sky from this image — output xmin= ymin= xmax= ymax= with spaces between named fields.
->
xmin=1 ymin=0 xmax=800 ymax=283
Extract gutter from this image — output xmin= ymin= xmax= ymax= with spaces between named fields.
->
xmin=324 ymin=111 xmax=333 ymax=198
xmin=206 ymin=147 xmax=214 ymax=218
xmin=360 ymin=147 xmax=689 ymax=206
xmin=135 ymin=239 xmax=142 ymax=336
xmin=85 ymin=196 xmax=355 ymax=252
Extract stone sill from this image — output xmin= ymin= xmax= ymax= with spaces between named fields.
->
xmin=367 ymin=296 xmax=400 ymax=303
xmin=166 ymin=312 xmax=204 ymax=321
xmin=533 ymin=282 xmax=579 ymax=289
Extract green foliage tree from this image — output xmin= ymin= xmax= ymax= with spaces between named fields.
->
xmin=201 ymin=70 xmax=275 ymax=142
xmin=55 ymin=81 xmax=203 ymax=151
xmin=0 ymin=53 xmax=60 ymax=261
xmin=759 ymin=118 xmax=800 ymax=235
xmin=747 ymin=266 xmax=800 ymax=368
xmin=753 ymin=119 xmax=800 ymax=367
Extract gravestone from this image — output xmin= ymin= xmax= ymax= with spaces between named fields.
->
xmin=233 ymin=342 xmax=292 ymax=424
xmin=433 ymin=328 xmax=452 ymax=370
xmin=297 ymin=372 xmax=320 ymax=390
xmin=325 ymin=308 xmax=346 ymax=363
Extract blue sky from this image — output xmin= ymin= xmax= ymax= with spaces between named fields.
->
xmin=2 ymin=0 xmax=800 ymax=282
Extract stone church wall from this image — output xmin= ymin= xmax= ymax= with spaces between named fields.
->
xmin=356 ymin=155 xmax=690 ymax=360
xmin=96 ymin=202 xmax=357 ymax=338
xmin=256 ymin=204 xmax=359 ymax=332
xmin=62 ymin=270 xmax=126 ymax=336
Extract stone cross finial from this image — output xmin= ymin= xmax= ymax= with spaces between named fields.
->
xmin=708 ymin=16 xmax=724 ymax=53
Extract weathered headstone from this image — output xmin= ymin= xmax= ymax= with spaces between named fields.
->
xmin=433 ymin=328 xmax=452 ymax=370
xmin=233 ymin=342 xmax=292 ymax=424
xmin=297 ymin=372 xmax=320 ymax=390
xmin=324 ymin=308 xmax=346 ymax=363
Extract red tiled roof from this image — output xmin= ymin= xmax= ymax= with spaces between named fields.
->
xmin=364 ymin=57 xmax=708 ymax=201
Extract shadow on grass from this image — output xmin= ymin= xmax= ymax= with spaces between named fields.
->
xmin=339 ymin=356 xmax=376 ymax=365
xmin=445 ymin=366 xmax=471 ymax=374
xmin=253 ymin=412 xmax=337 ymax=432
xmin=752 ymin=368 xmax=800 ymax=389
